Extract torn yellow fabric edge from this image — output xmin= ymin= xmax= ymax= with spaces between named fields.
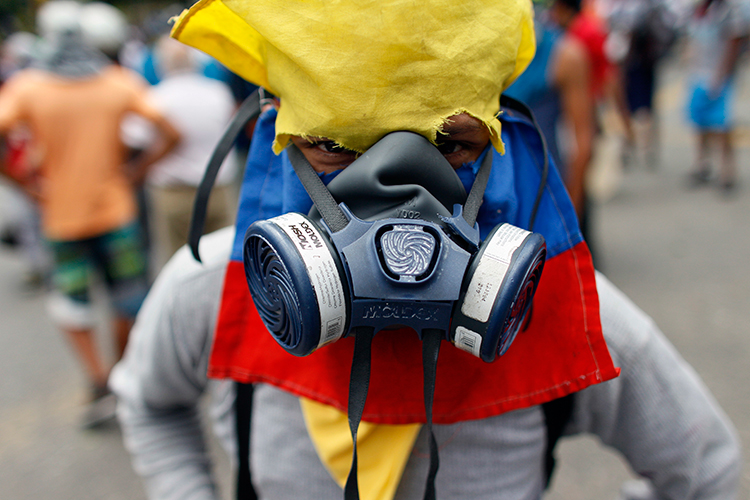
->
xmin=171 ymin=0 xmax=270 ymax=90
xmin=172 ymin=0 xmax=536 ymax=156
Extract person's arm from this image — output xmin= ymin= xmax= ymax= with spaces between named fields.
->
xmin=552 ymin=37 xmax=595 ymax=217
xmin=0 ymin=83 xmax=43 ymax=203
xmin=568 ymin=273 xmax=741 ymax=499
xmin=124 ymin=110 xmax=180 ymax=186
xmin=110 ymin=228 xmax=236 ymax=500
xmin=120 ymin=77 xmax=181 ymax=186
xmin=711 ymin=2 xmax=750 ymax=96
xmin=711 ymin=36 xmax=746 ymax=96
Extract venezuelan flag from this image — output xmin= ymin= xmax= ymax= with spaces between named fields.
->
xmin=208 ymin=107 xmax=618 ymax=425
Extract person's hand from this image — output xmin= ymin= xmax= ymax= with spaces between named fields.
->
xmin=708 ymin=76 xmax=726 ymax=100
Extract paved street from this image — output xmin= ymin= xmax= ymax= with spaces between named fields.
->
xmin=548 ymin=55 xmax=750 ymax=499
xmin=1 ymin=54 xmax=749 ymax=499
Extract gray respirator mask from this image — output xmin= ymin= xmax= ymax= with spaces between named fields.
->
xmin=242 ymin=131 xmax=546 ymax=362
xmin=189 ymin=92 xmax=550 ymax=500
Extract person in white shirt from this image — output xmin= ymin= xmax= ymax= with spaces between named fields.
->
xmin=124 ymin=35 xmax=238 ymax=268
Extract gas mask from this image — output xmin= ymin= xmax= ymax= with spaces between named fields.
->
xmin=189 ymin=92 xmax=550 ymax=500
xmin=242 ymin=131 xmax=546 ymax=363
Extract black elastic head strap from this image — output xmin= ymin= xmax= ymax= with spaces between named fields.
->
xmin=499 ymin=94 xmax=550 ymax=231
xmin=235 ymin=383 xmax=258 ymax=500
xmin=287 ymin=144 xmax=350 ymax=232
xmin=420 ymin=329 xmax=443 ymax=500
xmin=189 ymin=89 xmax=263 ymax=262
xmin=462 ymin=146 xmax=494 ymax=228
xmin=343 ymin=327 xmax=374 ymax=500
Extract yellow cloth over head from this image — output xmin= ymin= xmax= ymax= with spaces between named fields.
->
xmin=172 ymin=0 xmax=536 ymax=154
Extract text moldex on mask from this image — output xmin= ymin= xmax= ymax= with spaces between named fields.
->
xmin=242 ymin=131 xmax=546 ymax=363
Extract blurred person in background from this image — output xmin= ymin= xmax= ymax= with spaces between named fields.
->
xmin=0 ymin=30 xmax=51 ymax=290
xmin=606 ymin=0 xmax=678 ymax=170
xmin=0 ymin=0 xmax=180 ymax=429
xmin=118 ymin=1 xmax=259 ymax=168
xmin=122 ymin=34 xmax=237 ymax=270
xmin=504 ymin=3 xmax=595 ymax=262
xmin=685 ymin=0 xmax=750 ymax=193
xmin=80 ymin=1 xmax=160 ymax=274
xmin=507 ymin=0 xmax=614 ymax=265
xmin=563 ymin=0 xmax=633 ymax=135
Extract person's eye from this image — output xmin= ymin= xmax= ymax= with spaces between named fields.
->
xmin=436 ymin=140 xmax=464 ymax=155
xmin=314 ymin=141 xmax=354 ymax=154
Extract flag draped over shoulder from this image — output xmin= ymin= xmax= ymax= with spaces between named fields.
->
xmin=172 ymin=0 xmax=617 ymax=425
xmin=207 ymin=108 xmax=619 ymax=425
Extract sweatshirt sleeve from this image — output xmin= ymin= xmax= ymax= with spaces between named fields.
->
xmin=568 ymin=273 xmax=742 ymax=500
xmin=109 ymin=227 xmax=236 ymax=500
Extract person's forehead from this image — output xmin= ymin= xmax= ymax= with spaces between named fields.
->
xmin=440 ymin=115 xmax=488 ymax=134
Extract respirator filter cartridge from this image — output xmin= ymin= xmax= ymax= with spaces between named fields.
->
xmin=450 ymin=223 xmax=546 ymax=362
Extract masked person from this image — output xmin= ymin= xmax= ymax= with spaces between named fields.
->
xmin=110 ymin=1 xmax=741 ymax=499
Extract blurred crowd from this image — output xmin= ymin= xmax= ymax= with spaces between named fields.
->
xmin=497 ymin=0 xmax=750 ymax=270
xmin=0 ymin=1 xmax=255 ymax=428
xmin=0 ymin=0 xmax=747 ymax=498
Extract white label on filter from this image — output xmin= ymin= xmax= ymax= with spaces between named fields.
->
xmin=454 ymin=326 xmax=482 ymax=357
xmin=460 ymin=224 xmax=530 ymax=323
xmin=272 ymin=213 xmax=346 ymax=347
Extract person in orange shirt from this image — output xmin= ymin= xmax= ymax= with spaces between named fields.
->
xmin=0 ymin=2 xmax=179 ymax=428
